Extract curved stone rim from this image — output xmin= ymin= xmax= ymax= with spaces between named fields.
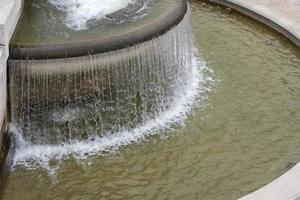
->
xmin=202 ymin=0 xmax=300 ymax=200
xmin=9 ymin=0 xmax=188 ymax=60
xmin=206 ymin=0 xmax=300 ymax=48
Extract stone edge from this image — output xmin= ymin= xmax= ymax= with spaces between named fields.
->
xmin=204 ymin=0 xmax=300 ymax=200
xmin=10 ymin=0 xmax=188 ymax=60
xmin=208 ymin=0 xmax=300 ymax=48
xmin=0 ymin=0 xmax=23 ymax=164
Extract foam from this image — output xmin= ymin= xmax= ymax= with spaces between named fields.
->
xmin=48 ymin=0 xmax=133 ymax=30
xmin=11 ymin=52 xmax=215 ymax=171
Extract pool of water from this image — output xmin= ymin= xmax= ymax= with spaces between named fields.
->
xmin=2 ymin=1 xmax=300 ymax=200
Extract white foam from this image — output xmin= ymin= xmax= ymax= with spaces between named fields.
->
xmin=11 ymin=52 xmax=214 ymax=171
xmin=50 ymin=107 xmax=82 ymax=123
xmin=48 ymin=0 xmax=133 ymax=30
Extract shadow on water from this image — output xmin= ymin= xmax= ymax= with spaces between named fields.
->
xmin=0 ymin=134 xmax=14 ymax=200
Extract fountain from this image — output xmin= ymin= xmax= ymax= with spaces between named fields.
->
xmin=10 ymin=0 xmax=187 ymax=59
xmin=1 ymin=0 xmax=300 ymax=200
xmin=8 ymin=0 xmax=194 ymax=150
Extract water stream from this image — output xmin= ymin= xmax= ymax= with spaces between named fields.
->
xmin=8 ymin=10 xmax=214 ymax=170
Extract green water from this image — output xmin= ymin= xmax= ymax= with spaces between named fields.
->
xmin=2 ymin=1 xmax=300 ymax=200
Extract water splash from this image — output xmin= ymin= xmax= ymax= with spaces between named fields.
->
xmin=48 ymin=0 xmax=137 ymax=30
xmin=11 ymin=54 xmax=214 ymax=171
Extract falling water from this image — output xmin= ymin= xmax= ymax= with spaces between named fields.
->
xmin=8 ymin=11 xmax=214 ymax=169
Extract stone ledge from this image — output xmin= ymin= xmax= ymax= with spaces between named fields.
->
xmin=0 ymin=0 xmax=23 ymax=59
xmin=10 ymin=0 xmax=188 ymax=60
xmin=0 ymin=0 xmax=23 ymax=162
xmin=240 ymin=163 xmax=300 ymax=200
xmin=209 ymin=0 xmax=300 ymax=48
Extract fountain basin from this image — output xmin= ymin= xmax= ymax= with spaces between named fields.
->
xmin=1 ymin=0 xmax=300 ymax=200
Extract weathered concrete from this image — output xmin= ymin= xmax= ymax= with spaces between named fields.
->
xmin=203 ymin=0 xmax=300 ymax=199
xmin=0 ymin=0 xmax=23 ymax=154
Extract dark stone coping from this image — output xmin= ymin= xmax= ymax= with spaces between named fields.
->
xmin=9 ymin=0 xmax=188 ymax=60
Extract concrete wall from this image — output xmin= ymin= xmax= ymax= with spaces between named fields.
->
xmin=0 ymin=0 xmax=23 ymax=155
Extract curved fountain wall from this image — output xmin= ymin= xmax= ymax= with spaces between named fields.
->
xmin=8 ymin=0 xmax=191 ymax=145
xmin=206 ymin=0 xmax=300 ymax=48
xmin=9 ymin=0 xmax=187 ymax=59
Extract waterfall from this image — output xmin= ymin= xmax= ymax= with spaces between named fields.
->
xmin=8 ymin=10 xmax=214 ymax=169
